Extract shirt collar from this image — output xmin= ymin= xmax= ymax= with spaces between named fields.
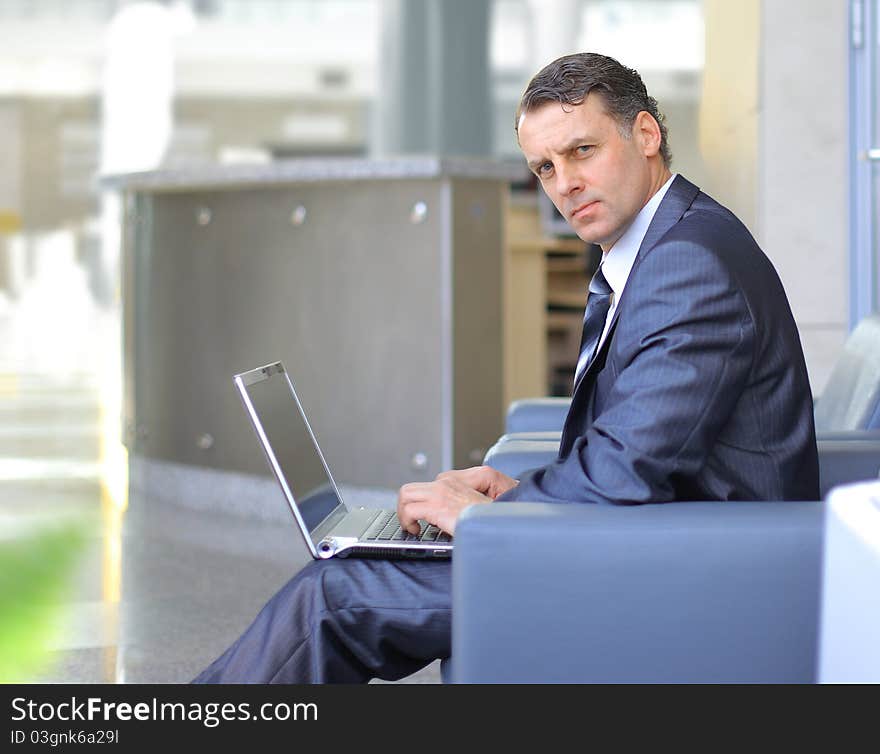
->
xmin=601 ymin=173 xmax=677 ymax=299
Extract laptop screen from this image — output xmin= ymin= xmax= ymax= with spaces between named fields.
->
xmin=237 ymin=364 xmax=345 ymax=532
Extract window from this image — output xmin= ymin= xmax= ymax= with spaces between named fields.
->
xmin=849 ymin=0 xmax=879 ymax=324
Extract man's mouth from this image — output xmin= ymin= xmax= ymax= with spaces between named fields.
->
xmin=570 ymin=200 xmax=599 ymax=219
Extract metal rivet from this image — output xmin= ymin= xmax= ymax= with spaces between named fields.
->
xmin=197 ymin=433 xmax=214 ymax=450
xmin=411 ymin=452 xmax=428 ymax=471
xmin=196 ymin=207 xmax=212 ymax=226
xmin=290 ymin=205 xmax=307 ymax=226
xmin=410 ymin=201 xmax=428 ymax=224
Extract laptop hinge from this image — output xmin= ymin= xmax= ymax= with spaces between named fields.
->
xmin=310 ymin=504 xmax=349 ymax=544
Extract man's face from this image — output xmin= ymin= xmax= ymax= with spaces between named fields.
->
xmin=517 ymin=94 xmax=658 ymax=251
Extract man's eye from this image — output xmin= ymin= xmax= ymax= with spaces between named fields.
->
xmin=538 ymin=162 xmax=553 ymax=175
xmin=576 ymin=145 xmax=592 ymax=155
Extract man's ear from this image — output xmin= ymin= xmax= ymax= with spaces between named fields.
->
xmin=633 ymin=111 xmax=662 ymax=158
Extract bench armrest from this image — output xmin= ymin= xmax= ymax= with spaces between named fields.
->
xmin=451 ymin=500 xmax=822 ymax=683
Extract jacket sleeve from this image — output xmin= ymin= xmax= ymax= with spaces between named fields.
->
xmin=497 ymin=236 xmax=756 ymax=505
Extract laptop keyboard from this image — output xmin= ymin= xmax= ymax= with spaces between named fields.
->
xmin=363 ymin=509 xmax=452 ymax=543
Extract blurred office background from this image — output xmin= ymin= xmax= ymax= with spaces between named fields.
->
xmin=0 ymin=0 xmax=872 ymax=683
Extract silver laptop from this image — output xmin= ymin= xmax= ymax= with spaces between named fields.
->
xmin=234 ymin=361 xmax=453 ymax=560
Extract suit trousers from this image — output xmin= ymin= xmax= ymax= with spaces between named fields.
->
xmin=192 ymin=558 xmax=452 ymax=683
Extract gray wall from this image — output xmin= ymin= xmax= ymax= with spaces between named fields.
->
xmin=701 ymin=0 xmax=849 ymax=397
xmin=758 ymin=0 xmax=849 ymax=396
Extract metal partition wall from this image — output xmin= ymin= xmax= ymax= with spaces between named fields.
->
xmin=850 ymin=0 xmax=879 ymax=326
xmin=116 ymin=160 xmax=517 ymax=490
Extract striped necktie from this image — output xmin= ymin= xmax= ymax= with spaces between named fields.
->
xmin=573 ymin=263 xmax=613 ymax=387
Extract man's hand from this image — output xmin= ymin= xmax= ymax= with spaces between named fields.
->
xmin=396 ymin=466 xmax=519 ymax=536
xmin=435 ymin=466 xmax=519 ymax=500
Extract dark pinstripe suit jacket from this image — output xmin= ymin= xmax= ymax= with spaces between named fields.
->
xmin=500 ymin=174 xmax=819 ymax=504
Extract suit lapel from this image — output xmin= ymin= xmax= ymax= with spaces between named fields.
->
xmin=637 ymin=174 xmax=700 ymax=259
xmin=572 ymin=175 xmax=701 ymax=392
xmin=563 ymin=176 xmax=701 ymax=455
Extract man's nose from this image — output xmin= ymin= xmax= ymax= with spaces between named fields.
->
xmin=555 ymin=164 xmax=584 ymax=197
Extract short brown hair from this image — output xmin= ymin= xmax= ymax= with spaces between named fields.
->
xmin=516 ymin=52 xmax=671 ymax=167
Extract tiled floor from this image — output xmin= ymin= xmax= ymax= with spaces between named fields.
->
xmin=0 ymin=258 xmax=440 ymax=684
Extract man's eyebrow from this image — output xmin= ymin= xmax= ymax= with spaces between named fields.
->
xmin=525 ymin=135 xmax=597 ymax=172
xmin=561 ymin=135 xmax=595 ymax=151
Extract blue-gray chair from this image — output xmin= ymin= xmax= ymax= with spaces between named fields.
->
xmin=813 ymin=314 xmax=880 ymax=432
xmin=451 ymin=499 xmax=823 ymax=683
xmin=444 ymin=315 xmax=880 ymax=683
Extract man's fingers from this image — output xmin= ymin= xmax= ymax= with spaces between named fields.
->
xmin=397 ymin=477 xmax=492 ymax=537
xmin=397 ymin=483 xmax=437 ymax=533
xmin=397 ymin=501 xmax=434 ymax=534
xmin=436 ymin=465 xmax=491 ymax=491
xmin=398 ymin=481 xmax=436 ymax=500
xmin=434 ymin=465 xmax=517 ymax=498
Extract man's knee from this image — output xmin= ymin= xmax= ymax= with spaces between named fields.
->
xmin=292 ymin=558 xmax=440 ymax=616
xmin=286 ymin=558 xmax=452 ymax=620
xmin=289 ymin=558 xmax=377 ymax=615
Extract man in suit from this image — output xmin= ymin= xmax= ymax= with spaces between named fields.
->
xmin=194 ymin=53 xmax=818 ymax=684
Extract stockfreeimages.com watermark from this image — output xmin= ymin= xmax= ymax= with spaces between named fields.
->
xmin=11 ymin=696 xmax=318 ymax=729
